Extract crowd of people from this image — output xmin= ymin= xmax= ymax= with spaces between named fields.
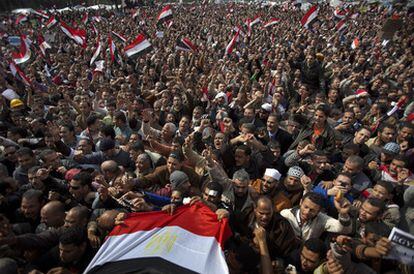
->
xmin=0 ymin=1 xmax=414 ymax=273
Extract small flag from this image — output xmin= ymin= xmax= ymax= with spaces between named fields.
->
xmin=108 ymin=34 xmax=117 ymax=63
xmin=249 ymin=15 xmax=261 ymax=28
xmin=45 ymin=16 xmax=57 ymax=29
xmin=9 ymin=61 xmax=31 ymax=86
xmin=225 ymin=30 xmax=239 ymax=55
xmin=38 ymin=34 xmax=51 ymax=56
xmin=157 ymin=5 xmax=173 ymax=23
xmin=111 ymin=31 xmax=127 ymax=43
xmin=351 ymin=38 xmax=359 ymax=49
xmin=336 ymin=19 xmax=347 ymax=32
xmin=12 ymin=35 xmax=31 ymax=64
xmin=124 ymin=34 xmax=153 ymax=58
xmin=15 ymin=15 xmax=28 ymax=25
xmin=301 ymin=5 xmax=318 ymax=28
xmin=263 ymin=18 xmax=280 ymax=28
xmin=32 ymin=9 xmax=49 ymax=19
xmin=333 ymin=8 xmax=348 ymax=19
xmin=93 ymin=60 xmax=105 ymax=75
xmin=81 ymin=12 xmax=89 ymax=24
xmin=176 ymin=38 xmax=197 ymax=52
xmin=90 ymin=36 xmax=102 ymax=66
xmin=132 ymin=9 xmax=139 ymax=19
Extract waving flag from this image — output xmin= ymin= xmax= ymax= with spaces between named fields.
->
xmin=124 ymin=34 xmax=152 ymax=57
xmin=9 ymin=61 xmax=31 ymax=86
xmin=60 ymin=21 xmax=87 ymax=48
xmin=82 ymin=12 xmax=89 ymax=24
xmin=157 ymin=5 xmax=173 ymax=23
xmin=91 ymin=23 xmax=99 ymax=36
xmin=176 ymin=38 xmax=197 ymax=52
xmin=166 ymin=20 xmax=173 ymax=29
xmin=301 ymin=5 xmax=318 ymax=28
xmin=93 ymin=60 xmax=105 ymax=75
xmin=225 ymin=30 xmax=239 ymax=55
xmin=15 ymin=15 xmax=28 ymax=25
xmin=108 ymin=34 xmax=117 ymax=63
xmin=132 ymin=9 xmax=139 ymax=19
xmin=90 ymin=36 xmax=102 ymax=66
xmin=37 ymin=34 xmax=51 ymax=56
xmin=84 ymin=203 xmax=231 ymax=274
xmin=111 ymin=31 xmax=127 ymax=43
xmin=334 ymin=8 xmax=348 ymax=19
xmin=263 ymin=18 xmax=280 ymax=28
xmin=351 ymin=37 xmax=360 ymax=49
xmin=245 ymin=18 xmax=252 ymax=36
xmin=336 ymin=19 xmax=347 ymax=32
xmin=45 ymin=16 xmax=58 ymax=28
xmin=12 ymin=35 xmax=31 ymax=64
xmin=32 ymin=9 xmax=49 ymax=19
xmin=249 ymin=15 xmax=261 ymax=28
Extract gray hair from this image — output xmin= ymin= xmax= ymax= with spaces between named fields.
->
xmin=232 ymin=169 xmax=250 ymax=183
xmin=165 ymin=122 xmax=177 ymax=133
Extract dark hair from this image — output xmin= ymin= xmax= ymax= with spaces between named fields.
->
xmin=346 ymin=155 xmax=364 ymax=168
xmin=366 ymin=198 xmax=386 ymax=215
xmin=343 ymin=143 xmax=360 ymax=153
xmin=72 ymin=172 xmax=93 ymax=187
xmin=302 ymin=238 xmax=327 ymax=259
xmin=302 ymin=192 xmax=323 ymax=207
xmin=22 ymin=189 xmax=44 ymax=203
xmin=61 ymin=124 xmax=75 ymax=133
xmin=131 ymin=141 xmax=145 ymax=152
xmin=16 ymin=147 xmax=34 ymax=158
xmin=59 ymin=227 xmax=87 ymax=246
xmin=357 ymin=126 xmax=371 ymax=133
xmin=114 ymin=111 xmax=127 ymax=123
xmin=311 ymin=150 xmax=327 ymax=159
xmin=241 ymin=123 xmax=256 ymax=134
xmin=376 ymin=180 xmax=394 ymax=194
xmin=39 ymin=149 xmax=56 ymax=162
xmin=365 ymin=221 xmax=391 ymax=238
xmin=9 ymin=127 xmax=28 ymax=138
xmin=392 ymin=155 xmax=408 ymax=167
xmin=169 ymin=150 xmax=184 ymax=161
xmin=236 ymin=144 xmax=251 ymax=156
xmin=399 ymin=122 xmax=414 ymax=131
xmin=86 ymin=115 xmax=98 ymax=127
xmin=315 ymin=104 xmax=330 ymax=117
xmin=172 ymin=136 xmax=185 ymax=146
xmin=268 ymin=140 xmax=280 ymax=149
xmin=204 ymin=181 xmax=224 ymax=197
xmin=378 ymin=123 xmax=396 ymax=133
xmin=337 ymin=172 xmax=352 ymax=181
xmin=100 ymin=125 xmax=116 ymax=139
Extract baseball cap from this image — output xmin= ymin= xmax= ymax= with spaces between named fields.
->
xmin=170 ymin=170 xmax=189 ymax=190
xmin=382 ymin=142 xmax=400 ymax=155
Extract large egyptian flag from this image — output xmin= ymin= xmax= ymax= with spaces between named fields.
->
xmin=301 ymin=5 xmax=318 ymax=28
xmin=60 ymin=21 xmax=87 ymax=48
xmin=84 ymin=203 xmax=232 ymax=274
xmin=12 ymin=35 xmax=31 ymax=64
xmin=124 ymin=34 xmax=152 ymax=57
xmin=176 ymin=38 xmax=197 ymax=52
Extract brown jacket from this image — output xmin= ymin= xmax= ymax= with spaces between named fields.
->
xmin=250 ymin=179 xmax=292 ymax=213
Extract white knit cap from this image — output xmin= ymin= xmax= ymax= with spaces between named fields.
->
xmin=287 ymin=166 xmax=304 ymax=179
xmin=264 ymin=168 xmax=282 ymax=181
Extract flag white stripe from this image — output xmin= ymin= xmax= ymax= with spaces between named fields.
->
xmin=125 ymin=39 xmax=151 ymax=57
xmin=84 ymin=226 xmax=228 ymax=274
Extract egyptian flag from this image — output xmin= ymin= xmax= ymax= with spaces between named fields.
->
xmin=92 ymin=16 xmax=103 ymax=23
xmin=111 ymin=31 xmax=127 ymax=43
xmin=12 ymin=35 xmax=31 ymax=64
xmin=82 ymin=12 xmax=89 ymax=24
xmin=263 ymin=18 xmax=280 ymax=28
xmin=32 ymin=9 xmax=49 ymax=19
xmin=37 ymin=34 xmax=51 ymax=56
xmin=9 ymin=61 xmax=31 ymax=86
xmin=351 ymin=37 xmax=359 ymax=49
xmin=84 ymin=203 xmax=231 ymax=274
xmin=124 ymin=34 xmax=152 ymax=57
xmin=249 ymin=15 xmax=261 ymax=28
xmin=60 ymin=21 xmax=87 ymax=48
xmin=333 ymin=8 xmax=348 ymax=19
xmin=166 ymin=20 xmax=173 ymax=29
xmin=90 ymin=36 xmax=102 ymax=66
xmin=225 ymin=30 xmax=239 ymax=55
xmin=46 ymin=16 xmax=57 ymax=29
xmin=245 ymin=19 xmax=252 ymax=36
xmin=176 ymin=38 xmax=197 ymax=52
xmin=15 ymin=14 xmax=28 ymax=25
xmin=132 ymin=9 xmax=139 ymax=19
xmin=157 ymin=5 xmax=173 ymax=23
xmin=91 ymin=23 xmax=99 ymax=36
xmin=108 ymin=34 xmax=117 ymax=63
xmin=93 ymin=60 xmax=104 ymax=75
xmin=336 ymin=19 xmax=347 ymax=32
xmin=301 ymin=5 xmax=318 ymax=28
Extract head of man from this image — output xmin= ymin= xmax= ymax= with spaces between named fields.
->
xmin=3 ymin=145 xmax=18 ymax=163
xmin=202 ymin=181 xmax=223 ymax=205
xmin=342 ymin=155 xmax=364 ymax=175
xmin=358 ymin=198 xmax=385 ymax=223
xmin=300 ymin=238 xmax=326 ymax=272
xmin=311 ymin=151 xmax=329 ymax=174
xmin=332 ymin=173 xmax=353 ymax=194
xmin=243 ymin=107 xmax=255 ymax=123
xmin=234 ymin=145 xmax=251 ymax=167
xmin=39 ymin=149 xmax=61 ymax=170
xmin=64 ymin=206 xmax=89 ymax=228
xmin=167 ymin=151 xmax=184 ymax=174
xmin=97 ymin=209 xmax=121 ymax=236
xmin=69 ymin=172 xmax=92 ymax=202
xmin=284 ymin=166 xmax=304 ymax=192
xmin=377 ymin=123 xmax=396 ymax=145
xmin=170 ymin=170 xmax=191 ymax=195
xmin=389 ymin=155 xmax=408 ymax=177
xmin=232 ymin=169 xmax=250 ymax=198
xmin=77 ymin=138 xmax=93 ymax=155
xmin=361 ymin=222 xmax=391 ymax=246
xmin=101 ymin=160 xmax=121 ymax=182
xmin=135 ymin=153 xmax=152 ymax=174
xmin=16 ymin=147 xmax=36 ymax=170
xmin=178 ymin=116 xmax=191 ymax=133
xmin=40 ymin=201 xmax=65 ymax=229
xmin=161 ymin=122 xmax=177 ymax=141
xmin=266 ymin=114 xmax=279 ymax=134
xmin=59 ymin=227 xmax=87 ymax=264
xmin=371 ymin=180 xmax=393 ymax=202
xmin=299 ymin=192 xmax=323 ymax=223
xmin=99 ymin=138 xmax=116 ymax=158
xmin=261 ymin=168 xmax=281 ymax=194
xmin=21 ymin=189 xmax=44 ymax=220
xmin=398 ymin=123 xmax=414 ymax=142
xmin=254 ymin=196 xmax=274 ymax=228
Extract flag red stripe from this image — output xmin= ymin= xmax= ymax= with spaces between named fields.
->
xmin=301 ymin=5 xmax=317 ymax=26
